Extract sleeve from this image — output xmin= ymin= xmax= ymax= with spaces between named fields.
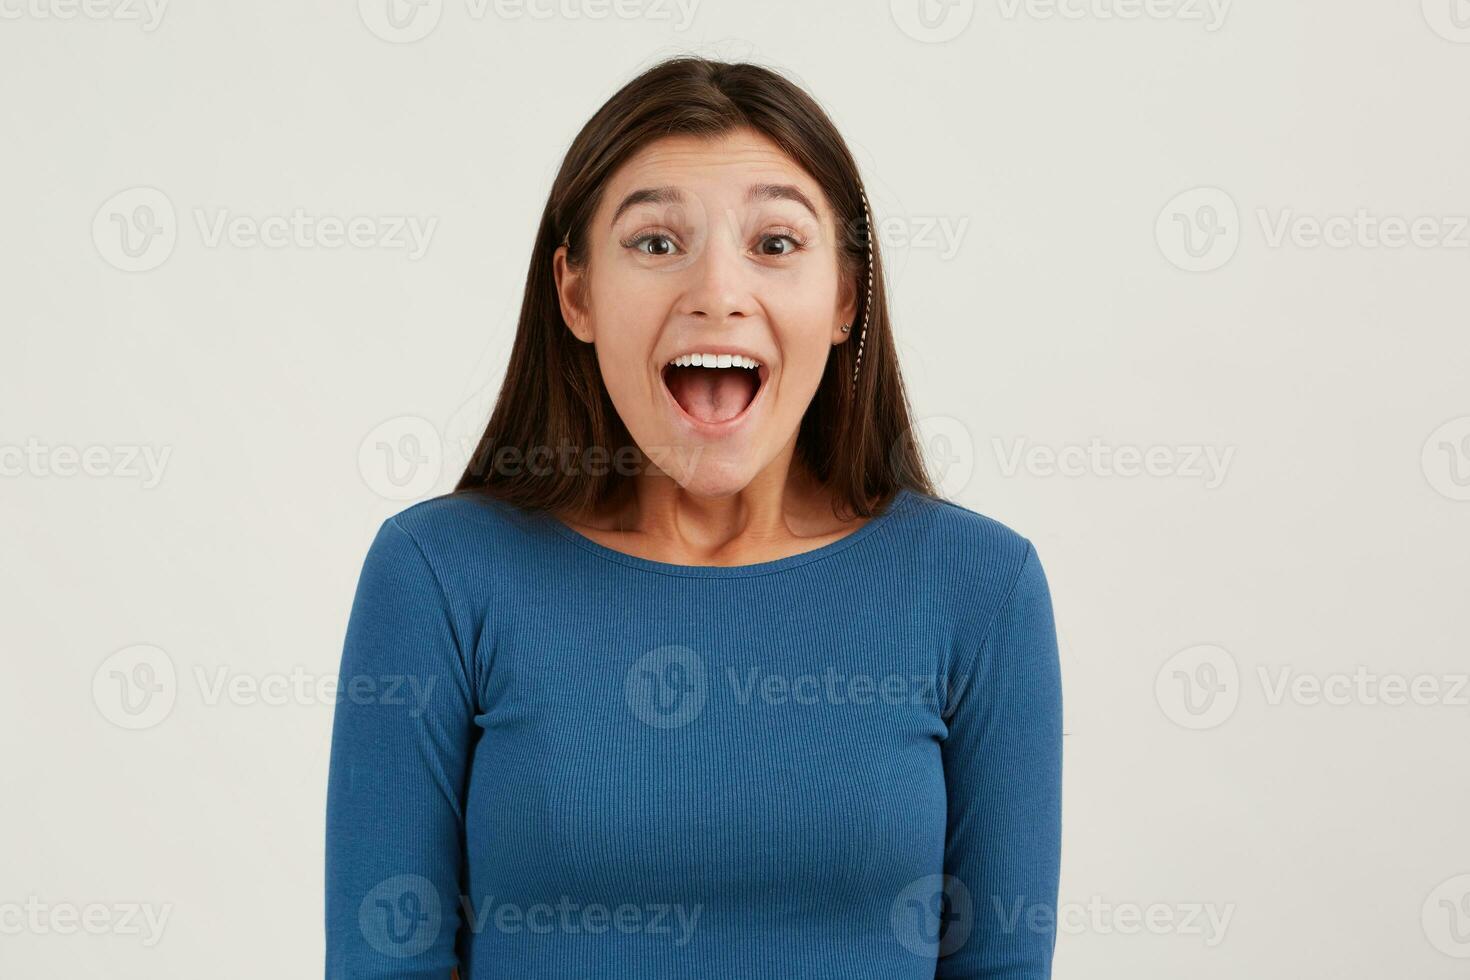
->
xmin=324 ymin=517 xmax=477 ymax=980
xmin=937 ymin=539 xmax=1064 ymax=979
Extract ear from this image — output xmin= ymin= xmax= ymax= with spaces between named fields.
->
xmin=553 ymin=245 xmax=594 ymax=343
xmin=832 ymin=266 xmax=860 ymax=345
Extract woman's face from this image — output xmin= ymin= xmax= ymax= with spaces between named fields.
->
xmin=554 ymin=127 xmax=856 ymax=498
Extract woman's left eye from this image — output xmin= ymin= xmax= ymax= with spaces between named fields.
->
xmin=757 ymin=233 xmax=807 ymax=257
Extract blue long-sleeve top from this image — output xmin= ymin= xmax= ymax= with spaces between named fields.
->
xmin=325 ymin=486 xmax=1063 ymax=978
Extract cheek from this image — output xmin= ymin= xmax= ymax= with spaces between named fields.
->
xmin=773 ymin=298 xmax=839 ymax=385
xmin=591 ymin=278 xmax=661 ymax=372
xmin=586 ymin=278 xmax=670 ymax=440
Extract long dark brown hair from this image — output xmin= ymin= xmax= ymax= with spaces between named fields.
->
xmin=454 ymin=55 xmax=936 ymax=520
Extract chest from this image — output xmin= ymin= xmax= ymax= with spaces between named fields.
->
xmin=459 ymin=571 xmax=961 ymax=910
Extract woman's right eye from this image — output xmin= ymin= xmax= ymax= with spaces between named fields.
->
xmin=624 ymin=233 xmax=680 ymax=256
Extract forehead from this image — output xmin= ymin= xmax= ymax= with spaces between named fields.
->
xmin=599 ymin=129 xmax=828 ymax=220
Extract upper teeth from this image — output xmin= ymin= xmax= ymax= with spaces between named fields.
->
xmin=668 ymin=353 xmax=761 ymax=369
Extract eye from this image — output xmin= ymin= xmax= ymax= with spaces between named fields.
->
xmin=623 ymin=232 xmax=681 ymax=256
xmin=757 ymin=232 xmax=809 ymax=257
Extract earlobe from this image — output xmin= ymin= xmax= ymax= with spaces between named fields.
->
xmin=565 ymin=310 xmax=594 ymax=344
xmin=563 ymin=310 xmax=587 ymax=342
xmin=832 ymin=290 xmax=858 ymax=344
xmin=833 ymin=274 xmax=859 ymax=344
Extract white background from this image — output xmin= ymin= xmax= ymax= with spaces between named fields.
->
xmin=3 ymin=0 xmax=1469 ymax=977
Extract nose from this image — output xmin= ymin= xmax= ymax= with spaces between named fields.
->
xmin=678 ymin=220 xmax=753 ymax=325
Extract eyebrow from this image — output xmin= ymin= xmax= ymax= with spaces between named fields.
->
xmin=609 ymin=183 xmax=820 ymax=225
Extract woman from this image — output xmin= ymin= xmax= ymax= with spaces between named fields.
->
xmin=325 ymin=56 xmax=1063 ymax=979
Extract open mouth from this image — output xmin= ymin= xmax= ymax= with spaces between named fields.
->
xmin=660 ymin=352 xmax=768 ymax=427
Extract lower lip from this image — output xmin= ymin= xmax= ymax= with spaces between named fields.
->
xmin=659 ymin=365 xmax=771 ymax=438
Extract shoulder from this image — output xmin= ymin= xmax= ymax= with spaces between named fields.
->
xmin=897 ymin=493 xmax=1056 ymax=685
xmin=361 ymin=491 xmax=546 ymax=595
xmin=386 ymin=490 xmax=537 ymax=548
xmin=892 ymin=490 xmax=1053 ymax=654
xmin=896 ymin=489 xmax=1039 ymax=594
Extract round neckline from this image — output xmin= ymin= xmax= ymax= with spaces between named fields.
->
xmin=541 ymin=487 xmax=916 ymax=578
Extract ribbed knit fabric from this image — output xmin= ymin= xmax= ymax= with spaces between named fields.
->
xmin=324 ymin=486 xmax=1063 ymax=979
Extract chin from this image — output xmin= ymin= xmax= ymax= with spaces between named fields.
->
xmin=653 ymin=442 xmax=759 ymax=498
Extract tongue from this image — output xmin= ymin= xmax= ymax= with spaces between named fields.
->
xmin=666 ymin=367 xmax=757 ymax=424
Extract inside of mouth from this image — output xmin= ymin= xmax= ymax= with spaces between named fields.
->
xmin=662 ymin=364 xmax=762 ymax=424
